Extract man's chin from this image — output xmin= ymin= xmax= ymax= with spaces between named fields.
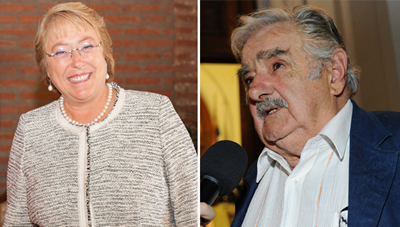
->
xmin=261 ymin=130 xmax=283 ymax=144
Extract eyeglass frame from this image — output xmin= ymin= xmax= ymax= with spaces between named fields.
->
xmin=46 ymin=41 xmax=102 ymax=59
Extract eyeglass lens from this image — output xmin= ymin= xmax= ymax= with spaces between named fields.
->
xmin=51 ymin=43 xmax=99 ymax=62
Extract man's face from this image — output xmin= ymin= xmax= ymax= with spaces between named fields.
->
xmin=240 ymin=22 xmax=337 ymax=150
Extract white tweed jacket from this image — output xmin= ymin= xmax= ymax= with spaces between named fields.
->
xmin=5 ymin=86 xmax=198 ymax=226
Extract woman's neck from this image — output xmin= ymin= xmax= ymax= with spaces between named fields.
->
xmin=61 ymin=83 xmax=116 ymax=126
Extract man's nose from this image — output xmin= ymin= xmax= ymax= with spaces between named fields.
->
xmin=248 ymin=73 xmax=274 ymax=102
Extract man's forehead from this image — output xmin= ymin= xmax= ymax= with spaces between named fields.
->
xmin=241 ymin=43 xmax=292 ymax=65
xmin=256 ymin=48 xmax=290 ymax=60
xmin=241 ymin=24 xmax=299 ymax=62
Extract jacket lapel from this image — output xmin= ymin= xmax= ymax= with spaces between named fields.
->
xmin=231 ymin=162 xmax=258 ymax=227
xmin=349 ymin=101 xmax=398 ymax=226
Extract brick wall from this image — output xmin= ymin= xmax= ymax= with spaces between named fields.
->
xmin=0 ymin=0 xmax=197 ymax=193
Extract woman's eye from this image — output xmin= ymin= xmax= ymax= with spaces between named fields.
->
xmin=273 ymin=63 xmax=284 ymax=71
xmin=82 ymin=44 xmax=94 ymax=50
xmin=55 ymin=51 xmax=67 ymax=56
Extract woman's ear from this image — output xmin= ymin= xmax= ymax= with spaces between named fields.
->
xmin=330 ymin=49 xmax=347 ymax=96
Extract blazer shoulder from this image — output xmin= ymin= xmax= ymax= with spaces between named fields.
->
xmin=123 ymin=89 xmax=172 ymax=109
xmin=372 ymin=111 xmax=400 ymax=139
xmin=351 ymin=101 xmax=400 ymax=148
xmin=124 ymin=89 xmax=168 ymax=102
xmin=373 ymin=110 xmax=400 ymax=125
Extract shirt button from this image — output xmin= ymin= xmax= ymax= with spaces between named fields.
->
xmin=292 ymin=178 xmax=298 ymax=184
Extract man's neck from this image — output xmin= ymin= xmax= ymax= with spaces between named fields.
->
xmin=265 ymin=98 xmax=349 ymax=170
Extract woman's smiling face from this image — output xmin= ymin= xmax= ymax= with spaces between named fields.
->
xmin=45 ymin=21 xmax=108 ymax=104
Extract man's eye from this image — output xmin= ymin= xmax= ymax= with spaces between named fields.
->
xmin=244 ymin=77 xmax=253 ymax=85
xmin=273 ymin=63 xmax=284 ymax=71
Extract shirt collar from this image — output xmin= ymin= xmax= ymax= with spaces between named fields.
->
xmin=256 ymin=148 xmax=272 ymax=183
xmin=319 ymin=99 xmax=352 ymax=160
xmin=256 ymin=100 xmax=353 ymax=183
xmin=256 ymin=147 xmax=292 ymax=182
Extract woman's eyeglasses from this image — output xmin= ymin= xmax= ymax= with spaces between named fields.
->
xmin=46 ymin=42 xmax=102 ymax=62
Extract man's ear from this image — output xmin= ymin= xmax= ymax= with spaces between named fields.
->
xmin=330 ymin=48 xmax=347 ymax=96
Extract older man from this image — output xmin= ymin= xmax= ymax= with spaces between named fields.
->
xmin=224 ymin=5 xmax=400 ymax=227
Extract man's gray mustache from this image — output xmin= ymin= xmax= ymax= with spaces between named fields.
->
xmin=256 ymin=98 xmax=288 ymax=119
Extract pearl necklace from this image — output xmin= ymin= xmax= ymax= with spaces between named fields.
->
xmin=60 ymin=83 xmax=113 ymax=126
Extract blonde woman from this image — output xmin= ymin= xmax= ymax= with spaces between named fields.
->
xmin=5 ymin=2 xmax=197 ymax=226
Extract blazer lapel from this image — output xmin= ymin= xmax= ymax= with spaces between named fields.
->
xmin=231 ymin=162 xmax=258 ymax=227
xmin=349 ymin=101 xmax=398 ymax=226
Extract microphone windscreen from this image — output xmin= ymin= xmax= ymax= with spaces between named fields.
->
xmin=200 ymin=140 xmax=248 ymax=196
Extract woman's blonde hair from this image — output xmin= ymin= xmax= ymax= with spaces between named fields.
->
xmin=35 ymin=2 xmax=115 ymax=92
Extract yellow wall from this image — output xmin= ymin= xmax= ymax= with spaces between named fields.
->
xmin=200 ymin=63 xmax=242 ymax=227
xmin=200 ymin=63 xmax=242 ymax=145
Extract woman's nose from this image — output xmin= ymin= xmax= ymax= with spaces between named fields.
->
xmin=71 ymin=50 xmax=83 ymax=68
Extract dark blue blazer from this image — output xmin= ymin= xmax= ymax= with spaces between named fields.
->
xmin=231 ymin=101 xmax=400 ymax=226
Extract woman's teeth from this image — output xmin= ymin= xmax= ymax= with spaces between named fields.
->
xmin=69 ymin=73 xmax=90 ymax=82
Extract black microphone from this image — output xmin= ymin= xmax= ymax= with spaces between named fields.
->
xmin=200 ymin=140 xmax=248 ymax=205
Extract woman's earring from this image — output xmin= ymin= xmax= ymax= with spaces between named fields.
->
xmin=48 ymin=80 xmax=53 ymax=92
xmin=106 ymin=74 xmax=110 ymax=80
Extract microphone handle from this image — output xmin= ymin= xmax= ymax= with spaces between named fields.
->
xmin=200 ymin=175 xmax=221 ymax=205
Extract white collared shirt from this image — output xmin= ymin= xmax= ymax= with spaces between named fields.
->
xmin=242 ymin=100 xmax=352 ymax=227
